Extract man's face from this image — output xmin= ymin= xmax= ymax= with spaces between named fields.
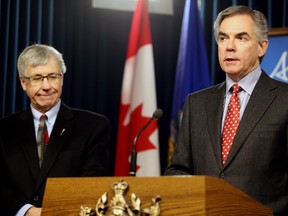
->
xmin=217 ymin=14 xmax=268 ymax=81
xmin=19 ymin=57 xmax=63 ymax=113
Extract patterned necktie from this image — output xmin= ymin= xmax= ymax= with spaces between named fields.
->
xmin=37 ymin=114 xmax=49 ymax=167
xmin=221 ymin=84 xmax=241 ymax=165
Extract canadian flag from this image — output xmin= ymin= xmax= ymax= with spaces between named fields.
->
xmin=114 ymin=0 xmax=160 ymax=176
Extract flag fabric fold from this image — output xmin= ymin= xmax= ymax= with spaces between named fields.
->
xmin=115 ymin=0 xmax=160 ymax=176
xmin=168 ymin=0 xmax=211 ymax=162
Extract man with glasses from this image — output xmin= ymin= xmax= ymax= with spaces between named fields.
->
xmin=0 ymin=44 xmax=111 ymax=216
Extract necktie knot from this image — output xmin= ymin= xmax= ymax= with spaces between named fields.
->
xmin=231 ymin=84 xmax=241 ymax=94
xmin=40 ymin=114 xmax=47 ymax=121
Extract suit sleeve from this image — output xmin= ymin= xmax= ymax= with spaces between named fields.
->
xmin=0 ymin=124 xmax=28 ymax=214
xmin=165 ymin=95 xmax=194 ymax=175
xmin=79 ymin=114 xmax=111 ymax=177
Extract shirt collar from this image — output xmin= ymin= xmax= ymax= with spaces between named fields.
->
xmin=225 ymin=66 xmax=262 ymax=95
xmin=31 ymin=99 xmax=61 ymax=124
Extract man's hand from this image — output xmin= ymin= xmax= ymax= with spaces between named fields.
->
xmin=25 ymin=207 xmax=42 ymax=216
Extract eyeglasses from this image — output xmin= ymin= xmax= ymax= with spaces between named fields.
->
xmin=23 ymin=73 xmax=63 ymax=85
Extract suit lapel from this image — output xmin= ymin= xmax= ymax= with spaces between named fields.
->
xmin=18 ymin=110 xmax=41 ymax=180
xmin=35 ymin=104 xmax=75 ymax=188
xmin=224 ymin=72 xmax=277 ymax=166
xmin=207 ymin=82 xmax=226 ymax=169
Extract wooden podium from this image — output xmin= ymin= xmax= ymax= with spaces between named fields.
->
xmin=41 ymin=176 xmax=272 ymax=215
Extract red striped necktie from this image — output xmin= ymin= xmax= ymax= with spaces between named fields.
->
xmin=37 ymin=114 xmax=49 ymax=167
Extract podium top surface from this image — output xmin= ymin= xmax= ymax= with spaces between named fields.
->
xmin=42 ymin=176 xmax=272 ymax=215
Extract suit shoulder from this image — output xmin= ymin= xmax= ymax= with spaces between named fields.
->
xmin=187 ymin=83 xmax=224 ymax=99
xmin=261 ymin=70 xmax=288 ymax=90
xmin=274 ymin=79 xmax=288 ymax=89
xmin=69 ymin=107 xmax=110 ymax=125
xmin=0 ymin=109 xmax=30 ymax=124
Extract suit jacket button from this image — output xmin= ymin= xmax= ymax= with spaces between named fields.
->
xmin=219 ymin=173 xmax=225 ymax=179
xmin=33 ymin=195 xmax=40 ymax=202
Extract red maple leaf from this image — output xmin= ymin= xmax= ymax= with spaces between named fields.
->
xmin=129 ymin=104 xmax=157 ymax=152
xmin=114 ymin=103 xmax=158 ymax=176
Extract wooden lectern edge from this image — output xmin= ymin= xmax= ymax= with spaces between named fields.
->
xmin=42 ymin=175 xmax=273 ymax=215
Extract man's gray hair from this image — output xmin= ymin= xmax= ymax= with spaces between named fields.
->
xmin=17 ymin=44 xmax=67 ymax=77
xmin=213 ymin=5 xmax=268 ymax=44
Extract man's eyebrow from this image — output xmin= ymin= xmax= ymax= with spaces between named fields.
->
xmin=218 ymin=31 xmax=226 ymax=36
xmin=236 ymin=32 xmax=249 ymax=37
xmin=218 ymin=31 xmax=250 ymax=37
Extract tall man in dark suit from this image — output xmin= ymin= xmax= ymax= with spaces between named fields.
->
xmin=0 ymin=44 xmax=111 ymax=216
xmin=165 ymin=5 xmax=288 ymax=215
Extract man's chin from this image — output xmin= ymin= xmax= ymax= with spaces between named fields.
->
xmin=34 ymin=101 xmax=56 ymax=112
xmin=223 ymin=68 xmax=241 ymax=75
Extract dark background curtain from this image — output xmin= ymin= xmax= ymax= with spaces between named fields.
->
xmin=1 ymin=0 xmax=287 ymax=175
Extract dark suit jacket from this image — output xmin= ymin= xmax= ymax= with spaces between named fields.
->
xmin=165 ymin=72 xmax=288 ymax=215
xmin=0 ymin=103 xmax=111 ymax=215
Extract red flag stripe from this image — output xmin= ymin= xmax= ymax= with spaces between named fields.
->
xmin=114 ymin=0 xmax=160 ymax=176
xmin=126 ymin=0 xmax=151 ymax=58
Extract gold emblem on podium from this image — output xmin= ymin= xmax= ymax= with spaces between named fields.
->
xmin=79 ymin=179 xmax=161 ymax=216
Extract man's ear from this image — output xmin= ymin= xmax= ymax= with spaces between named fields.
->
xmin=19 ymin=77 xmax=27 ymax=91
xmin=258 ymin=39 xmax=269 ymax=59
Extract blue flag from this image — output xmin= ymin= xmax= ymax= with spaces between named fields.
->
xmin=168 ymin=0 xmax=211 ymax=162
